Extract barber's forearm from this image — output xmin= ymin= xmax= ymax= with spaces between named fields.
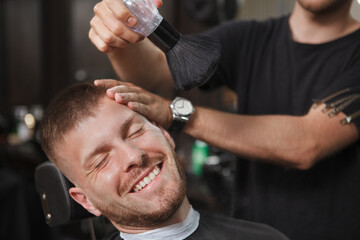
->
xmin=107 ymin=39 xmax=174 ymax=91
xmin=184 ymin=106 xmax=358 ymax=170
xmin=185 ymin=107 xmax=305 ymax=168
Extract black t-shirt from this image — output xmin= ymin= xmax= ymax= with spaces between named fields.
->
xmin=102 ymin=210 xmax=289 ymax=240
xmin=201 ymin=16 xmax=360 ymax=240
xmin=188 ymin=211 xmax=288 ymax=240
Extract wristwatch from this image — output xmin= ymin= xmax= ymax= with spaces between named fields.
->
xmin=169 ymin=97 xmax=195 ymax=133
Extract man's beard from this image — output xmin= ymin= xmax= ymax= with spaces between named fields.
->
xmin=92 ymin=155 xmax=187 ymax=227
xmin=297 ymin=0 xmax=352 ymax=14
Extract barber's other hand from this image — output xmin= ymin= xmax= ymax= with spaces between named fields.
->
xmin=94 ymin=79 xmax=172 ymax=128
xmin=89 ymin=0 xmax=163 ymax=53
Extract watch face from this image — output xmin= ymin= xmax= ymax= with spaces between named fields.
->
xmin=174 ymin=99 xmax=193 ymax=115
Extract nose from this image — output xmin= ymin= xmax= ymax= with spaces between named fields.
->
xmin=116 ymin=143 xmax=146 ymax=172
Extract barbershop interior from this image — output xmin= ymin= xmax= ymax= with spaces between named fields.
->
xmin=1 ymin=0 xmax=360 ymax=239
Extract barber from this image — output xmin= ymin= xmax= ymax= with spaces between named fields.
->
xmin=89 ymin=0 xmax=360 ymax=239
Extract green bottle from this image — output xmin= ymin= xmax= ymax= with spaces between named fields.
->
xmin=191 ymin=140 xmax=209 ymax=176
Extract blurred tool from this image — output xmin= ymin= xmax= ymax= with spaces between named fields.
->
xmin=122 ymin=0 xmax=221 ymax=90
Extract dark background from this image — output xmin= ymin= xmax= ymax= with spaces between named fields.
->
xmin=4 ymin=0 xmax=358 ymax=239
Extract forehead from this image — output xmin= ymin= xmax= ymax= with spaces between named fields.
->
xmin=56 ymin=98 xmax=143 ymax=169
xmin=74 ymin=97 xmax=145 ymax=140
xmin=67 ymin=97 xmax=137 ymax=138
xmin=94 ymin=97 xmax=134 ymax=120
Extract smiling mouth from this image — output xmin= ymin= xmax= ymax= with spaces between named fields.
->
xmin=132 ymin=164 xmax=162 ymax=192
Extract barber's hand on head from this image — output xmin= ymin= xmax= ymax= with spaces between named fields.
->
xmin=89 ymin=0 xmax=163 ymax=53
xmin=94 ymin=79 xmax=172 ymax=128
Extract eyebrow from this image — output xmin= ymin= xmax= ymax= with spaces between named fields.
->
xmin=81 ymin=115 xmax=135 ymax=171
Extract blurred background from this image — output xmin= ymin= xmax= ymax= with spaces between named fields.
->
xmin=1 ymin=0 xmax=360 ymax=239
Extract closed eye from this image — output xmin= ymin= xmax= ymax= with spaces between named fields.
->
xmin=95 ymin=154 xmax=110 ymax=171
xmin=128 ymin=126 xmax=145 ymax=139
xmin=85 ymin=153 xmax=110 ymax=176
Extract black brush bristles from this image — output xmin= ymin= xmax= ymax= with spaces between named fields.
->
xmin=148 ymin=19 xmax=221 ymax=90
xmin=165 ymin=34 xmax=221 ymax=90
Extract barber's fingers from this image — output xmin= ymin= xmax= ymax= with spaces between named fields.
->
xmin=107 ymin=83 xmax=140 ymax=96
xmin=89 ymin=28 xmax=116 ymax=53
xmin=114 ymin=92 xmax=148 ymax=105
xmin=104 ymin=0 xmax=161 ymax=21
xmin=94 ymin=79 xmax=135 ymax=99
xmin=103 ymin=0 xmax=135 ymax=24
xmin=126 ymin=101 xmax=168 ymax=127
xmin=154 ymin=0 xmax=163 ymax=8
xmin=109 ymin=81 xmax=136 ymax=87
xmin=126 ymin=97 xmax=172 ymax=128
xmin=95 ymin=79 xmax=171 ymax=126
xmin=89 ymin=2 xmax=144 ymax=52
xmin=94 ymin=79 xmax=121 ymax=87
xmin=90 ymin=16 xmax=131 ymax=50
xmin=94 ymin=2 xmax=144 ymax=43
xmin=110 ymin=85 xmax=148 ymax=103
xmin=126 ymin=102 xmax=149 ymax=116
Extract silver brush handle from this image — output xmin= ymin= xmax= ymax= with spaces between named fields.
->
xmin=122 ymin=0 xmax=163 ymax=37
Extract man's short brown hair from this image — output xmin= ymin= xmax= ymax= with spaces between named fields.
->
xmin=39 ymin=82 xmax=108 ymax=165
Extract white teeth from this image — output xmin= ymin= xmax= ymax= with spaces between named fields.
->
xmin=144 ymin=177 xmax=151 ymax=184
xmin=132 ymin=165 xmax=161 ymax=192
xmin=149 ymin=172 xmax=155 ymax=180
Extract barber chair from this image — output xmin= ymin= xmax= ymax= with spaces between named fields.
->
xmin=34 ymin=161 xmax=97 ymax=240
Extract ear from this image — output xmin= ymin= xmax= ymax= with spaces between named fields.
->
xmin=69 ymin=187 xmax=102 ymax=216
xmin=153 ymin=121 xmax=176 ymax=149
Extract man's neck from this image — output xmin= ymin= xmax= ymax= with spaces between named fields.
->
xmin=289 ymin=2 xmax=360 ymax=44
xmin=113 ymin=197 xmax=191 ymax=234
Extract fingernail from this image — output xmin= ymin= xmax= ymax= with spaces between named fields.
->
xmin=155 ymin=0 xmax=163 ymax=7
xmin=115 ymin=93 xmax=121 ymax=102
xmin=127 ymin=17 xmax=137 ymax=27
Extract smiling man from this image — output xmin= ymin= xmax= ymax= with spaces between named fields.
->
xmin=38 ymin=82 xmax=288 ymax=240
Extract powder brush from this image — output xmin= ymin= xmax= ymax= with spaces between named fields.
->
xmin=122 ymin=0 xmax=221 ymax=90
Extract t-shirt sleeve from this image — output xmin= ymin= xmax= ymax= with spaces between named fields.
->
xmin=312 ymin=56 xmax=360 ymax=130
